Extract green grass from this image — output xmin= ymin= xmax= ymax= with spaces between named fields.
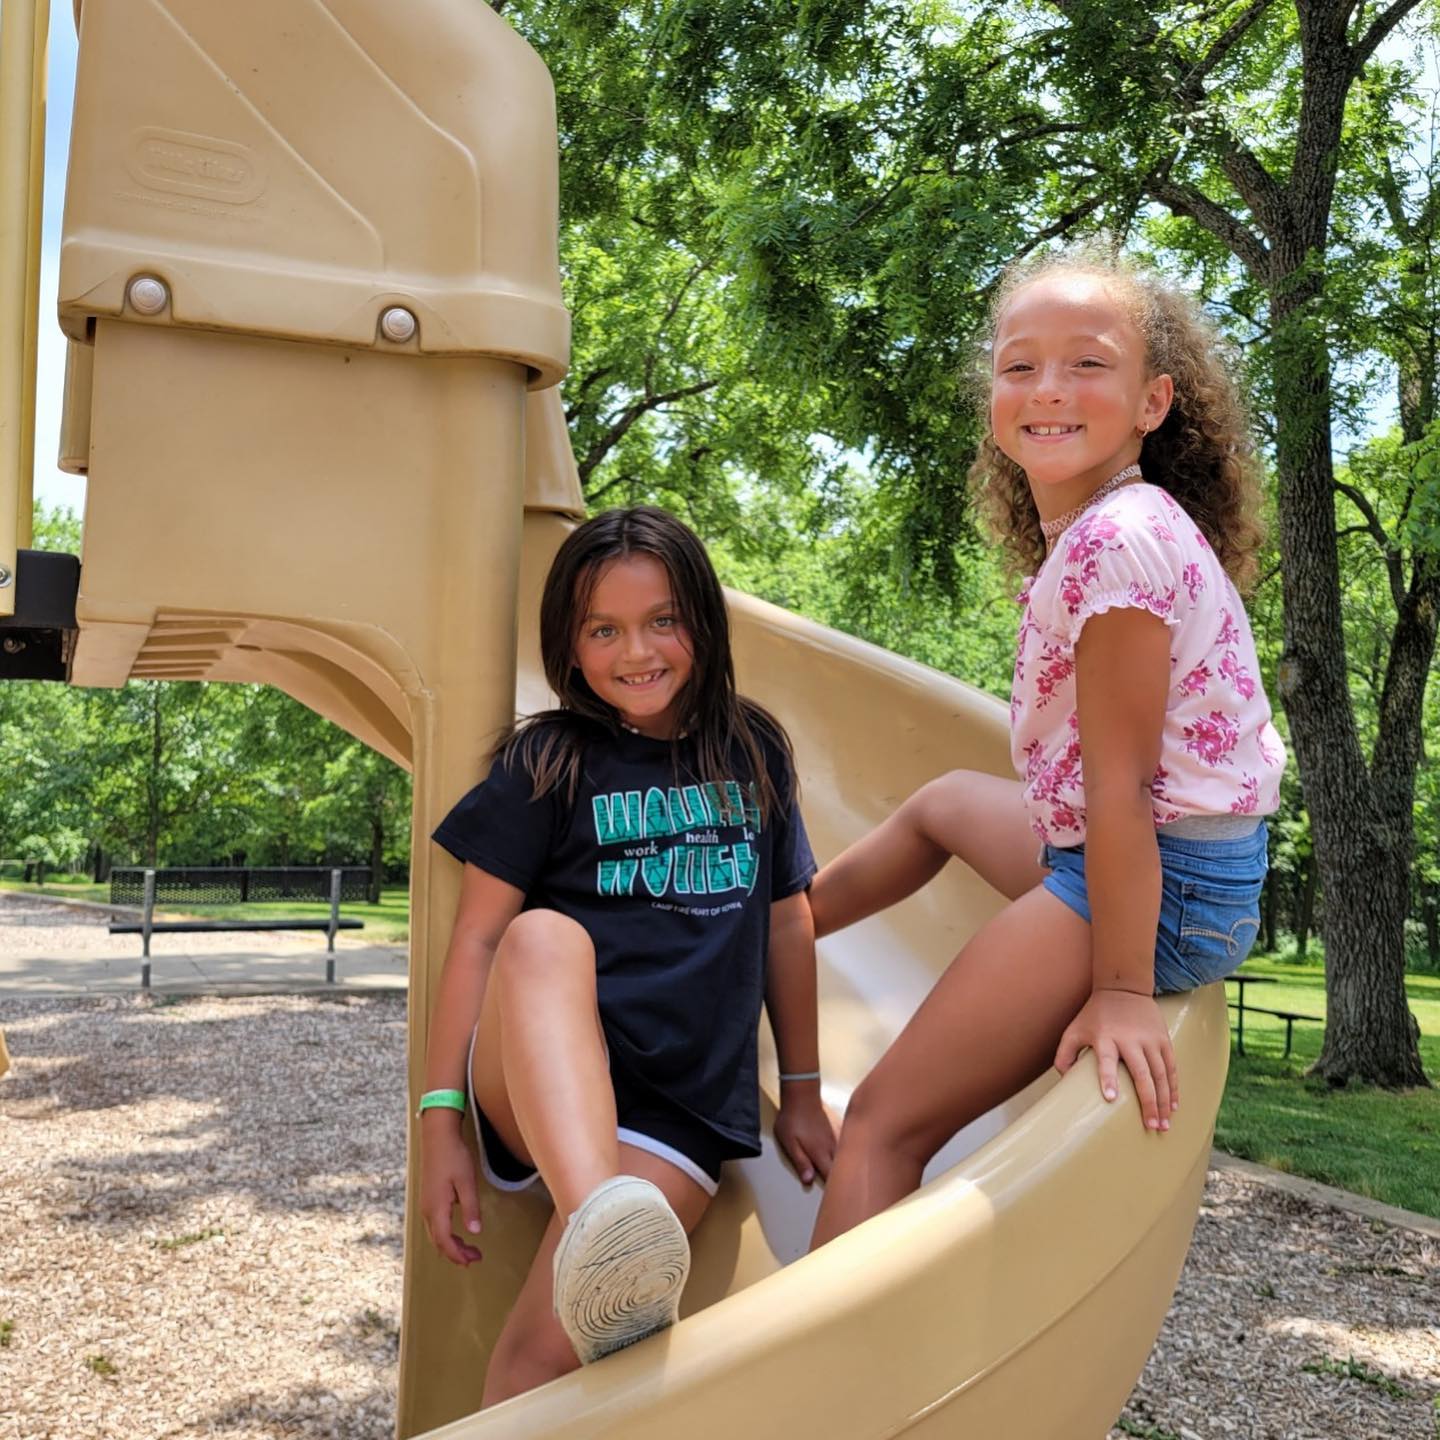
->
xmin=1301 ymin=1354 xmax=1412 ymax=1400
xmin=1216 ymin=955 xmax=1440 ymax=1218
xmin=0 ymin=878 xmax=410 ymax=942
xmin=152 ymin=889 xmax=411 ymax=943
xmin=1115 ymin=1417 xmax=1179 ymax=1440
xmin=0 ymin=877 xmax=109 ymax=902
xmin=155 ymin=1227 xmax=224 ymax=1252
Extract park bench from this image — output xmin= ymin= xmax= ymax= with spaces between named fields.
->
xmin=108 ymin=867 xmax=367 ymax=988
xmin=1225 ymin=973 xmax=1323 ymax=1057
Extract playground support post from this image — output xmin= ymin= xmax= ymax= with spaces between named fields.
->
xmin=0 ymin=0 xmax=51 ymax=617
xmin=139 ymin=867 xmax=155 ymax=987
xmin=326 ymin=866 xmax=341 ymax=980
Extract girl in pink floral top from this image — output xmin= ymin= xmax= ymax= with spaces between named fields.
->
xmin=806 ymin=253 xmax=1284 ymax=1251
xmin=1015 ymin=481 xmax=1284 ymax=845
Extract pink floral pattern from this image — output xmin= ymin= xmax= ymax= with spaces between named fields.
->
xmin=1219 ymin=650 xmax=1256 ymax=700
xmin=1183 ymin=709 xmax=1240 ymax=767
xmin=1011 ymin=483 xmax=1286 ymax=843
xmin=1033 ymin=642 xmax=1074 ymax=708
xmin=1127 ymin=581 xmax=1177 ymax=617
xmin=1179 ymin=664 xmax=1211 ymax=697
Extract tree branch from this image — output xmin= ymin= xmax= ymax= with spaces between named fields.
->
xmin=1352 ymin=0 xmax=1424 ymax=72
xmin=1145 ymin=174 xmax=1271 ymax=277
xmin=1334 ymin=480 xmax=1406 ymax=610
xmin=1188 ymin=0 xmax=1279 ymax=85
xmin=646 ymin=258 xmax=715 ymax=394
xmin=583 ymin=470 xmax=638 ymax=503
xmin=1050 ymin=3 xmax=1292 ymax=248
xmin=1003 ymin=193 xmax=1106 ymax=270
xmin=576 ymin=380 xmax=720 ymax=484
xmin=1216 ymin=142 xmax=1294 ymax=245
xmin=1374 ymin=149 xmax=1415 ymax=239
xmin=994 ymin=121 xmax=1087 ymax=149
xmin=563 ymin=366 xmax=616 ymax=425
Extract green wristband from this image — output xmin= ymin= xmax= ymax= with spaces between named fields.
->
xmin=418 ymin=1088 xmax=466 ymax=1116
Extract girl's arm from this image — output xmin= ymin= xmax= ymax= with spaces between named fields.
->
xmin=765 ymin=889 xmax=837 ymax=1184
xmin=419 ymin=862 xmax=526 ymax=1265
xmin=1053 ymin=606 xmax=1179 ymax=1134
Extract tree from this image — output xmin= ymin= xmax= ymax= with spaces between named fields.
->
xmin=1020 ymin=1 xmax=1433 ymax=1084
xmin=496 ymin=1 xmax=1437 ymax=1081
xmin=502 ymin=0 xmax=1087 ymax=602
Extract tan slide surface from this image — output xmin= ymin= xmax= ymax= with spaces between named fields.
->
xmin=31 ymin=3 xmax=1231 ymax=1435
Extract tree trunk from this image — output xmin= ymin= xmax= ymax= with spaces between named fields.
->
xmin=1424 ymin=886 xmax=1439 ymax=971
xmin=1295 ymin=859 xmax=1317 ymax=960
xmin=1260 ymin=865 xmax=1279 ymax=954
xmin=1270 ymin=285 xmax=1428 ymax=1087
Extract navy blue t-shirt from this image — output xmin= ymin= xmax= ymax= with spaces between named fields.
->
xmin=432 ymin=718 xmax=816 ymax=1158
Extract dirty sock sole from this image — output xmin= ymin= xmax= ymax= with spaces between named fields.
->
xmin=552 ymin=1177 xmax=691 ymax=1364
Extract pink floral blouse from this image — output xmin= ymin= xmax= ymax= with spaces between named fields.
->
xmin=1011 ymin=482 xmax=1285 ymax=846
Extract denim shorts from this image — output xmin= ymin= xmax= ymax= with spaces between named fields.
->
xmin=1040 ymin=821 xmax=1268 ymax=995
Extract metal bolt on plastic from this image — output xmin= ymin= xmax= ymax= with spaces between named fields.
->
xmin=128 ymin=277 xmax=169 ymax=315
xmin=380 ymin=306 xmax=417 ymax=342
xmin=0 ymin=565 xmax=12 ymax=587
xmin=2 ymin=637 xmax=25 ymax=654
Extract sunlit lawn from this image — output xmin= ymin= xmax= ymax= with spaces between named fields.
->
xmin=0 ymin=878 xmax=411 ymax=943
xmin=1216 ymin=955 xmax=1440 ymax=1218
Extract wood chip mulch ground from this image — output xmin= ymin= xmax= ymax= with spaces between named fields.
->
xmin=2 ymin=994 xmax=1436 ymax=1440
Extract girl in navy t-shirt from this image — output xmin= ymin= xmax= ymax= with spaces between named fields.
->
xmin=420 ymin=506 xmax=833 ymax=1405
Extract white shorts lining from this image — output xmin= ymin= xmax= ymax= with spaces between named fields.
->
xmin=465 ymin=1025 xmax=719 ymax=1199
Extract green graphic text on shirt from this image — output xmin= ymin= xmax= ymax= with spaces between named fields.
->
xmin=593 ymin=782 xmax=762 ymax=899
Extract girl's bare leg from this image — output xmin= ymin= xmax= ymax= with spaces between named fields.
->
xmin=471 ymin=908 xmax=617 ymax=1220
xmin=810 ymin=885 xmax=1091 ymax=1249
xmin=809 ymin=770 xmax=1044 ymax=938
xmin=481 ymin=1146 xmax=713 ymax=1406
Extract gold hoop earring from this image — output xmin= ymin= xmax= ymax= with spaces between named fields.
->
xmin=1135 ymin=423 xmax=1149 ymax=439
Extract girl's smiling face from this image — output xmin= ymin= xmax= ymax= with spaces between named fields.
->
xmin=573 ymin=554 xmax=694 ymax=739
xmin=990 ymin=275 xmax=1173 ymax=516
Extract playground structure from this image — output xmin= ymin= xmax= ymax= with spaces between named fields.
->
xmin=0 ymin=3 xmax=1231 ymax=1437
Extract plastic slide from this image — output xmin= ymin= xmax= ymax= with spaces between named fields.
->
xmin=14 ymin=2 xmax=1231 ymax=1435
xmin=418 ymin=499 xmax=1231 ymax=1440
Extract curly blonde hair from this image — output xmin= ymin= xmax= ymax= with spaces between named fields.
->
xmin=968 ymin=250 xmax=1264 ymax=592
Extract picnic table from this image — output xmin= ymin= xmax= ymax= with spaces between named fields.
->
xmin=1225 ymin=973 xmax=1322 ymax=1057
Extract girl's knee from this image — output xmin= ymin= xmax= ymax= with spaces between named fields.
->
xmin=910 ymin=769 xmax=979 ymax=829
xmin=494 ymin=909 xmax=594 ymax=985
xmin=839 ymin=1076 xmax=945 ymax=1170
xmin=503 ymin=907 xmax=591 ymax=952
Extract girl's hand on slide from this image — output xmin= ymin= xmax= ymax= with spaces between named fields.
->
xmin=775 ymin=1089 xmax=838 ymax=1185
xmin=1054 ymin=990 xmax=1179 ymax=1134
xmin=420 ymin=1120 xmax=484 ymax=1266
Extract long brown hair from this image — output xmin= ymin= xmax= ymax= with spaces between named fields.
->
xmin=497 ymin=506 xmax=793 ymax=821
xmin=969 ymin=249 xmax=1265 ymax=591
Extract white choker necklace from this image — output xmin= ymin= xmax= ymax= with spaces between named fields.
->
xmin=1040 ymin=464 xmax=1142 ymax=546
xmin=620 ymin=721 xmax=687 ymax=740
